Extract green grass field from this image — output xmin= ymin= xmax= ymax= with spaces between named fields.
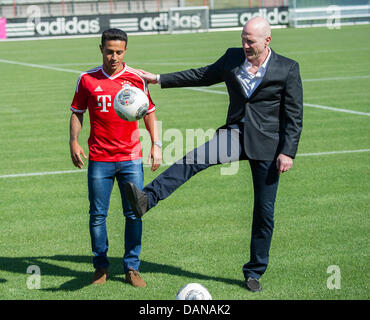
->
xmin=0 ymin=24 xmax=369 ymax=300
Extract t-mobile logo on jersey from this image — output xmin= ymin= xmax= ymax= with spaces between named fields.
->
xmin=97 ymin=95 xmax=112 ymax=112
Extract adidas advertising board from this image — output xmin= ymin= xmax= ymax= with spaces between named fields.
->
xmin=2 ymin=7 xmax=288 ymax=39
xmin=138 ymin=13 xmax=202 ymax=31
xmin=35 ymin=17 xmax=100 ymax=36
xmin=4 ymin=15 xmax=102 ymax=38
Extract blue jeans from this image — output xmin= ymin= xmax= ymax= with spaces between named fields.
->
xmin=88 ymin=159 xmax=144 ymax=273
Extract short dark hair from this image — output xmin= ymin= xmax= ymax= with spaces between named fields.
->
xmin=101 ymin=28 xmax=128 ymax=48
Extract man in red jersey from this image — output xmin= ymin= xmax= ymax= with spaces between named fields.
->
xmin=69 ymin=29 xmax=162 ymax=287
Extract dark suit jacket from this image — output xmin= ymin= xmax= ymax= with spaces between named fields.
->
xmin=160 ymin=48 xmax=303 ymax=161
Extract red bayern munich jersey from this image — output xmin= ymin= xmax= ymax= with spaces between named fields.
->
xmin=71 ymin=63 xmax=156 ymax=162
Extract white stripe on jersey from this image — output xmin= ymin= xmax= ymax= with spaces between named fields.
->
xmin=100 ymin=64 xmax=127 ymax=80
xmin=125 ymin=65 xmax=148 ymax=94
xmin=147 ymin=106 xmax=156 ymax=114
xmin=75 ymin=66 xmax=101 ymax=93
xmin=70 ymin=106 xmax=86 ymax=113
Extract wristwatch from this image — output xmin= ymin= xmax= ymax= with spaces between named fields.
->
xmin=153 ymin=141 xmax=162 ymax=148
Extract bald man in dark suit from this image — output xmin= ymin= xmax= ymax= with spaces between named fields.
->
xmin=125 ymin=17 xmax=303 ymax=292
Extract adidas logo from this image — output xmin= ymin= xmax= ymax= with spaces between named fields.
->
xmin=94 ymin=86 xmax=103 ymax=92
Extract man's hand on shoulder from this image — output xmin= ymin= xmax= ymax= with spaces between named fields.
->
xmin=137 ymin=69 xmax=159 ymax=84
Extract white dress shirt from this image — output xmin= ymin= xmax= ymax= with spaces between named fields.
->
xmin=236 ymin=48 xmax=271 ymax=98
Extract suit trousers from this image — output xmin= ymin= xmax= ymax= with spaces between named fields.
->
xmin=144 ymin=123 xmax=280 ymax=279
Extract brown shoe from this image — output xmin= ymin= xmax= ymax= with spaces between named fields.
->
xmin=125 ymin=268 xmax=146 ymax=287
xmin=92 ymin=267 xmax=108 ymax=284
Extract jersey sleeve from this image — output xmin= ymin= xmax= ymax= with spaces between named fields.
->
xmin=70 ymin=73 xmax=88 ymax=113
xmin=146 ymin=90 xmax=156 ymax=114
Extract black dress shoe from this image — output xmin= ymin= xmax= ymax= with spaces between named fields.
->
xmin=124 ymin=182 xmax=148 ymax=218
xmin=245 ymin=277 xmax=262 ymax=292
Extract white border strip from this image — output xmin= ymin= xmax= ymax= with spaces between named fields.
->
xmin=1 ymin=149 xmax=369 ymax=179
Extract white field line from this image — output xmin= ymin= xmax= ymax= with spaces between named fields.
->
xmin=303 ymin=103 xmax=370 ymax=116
xmin=1 ymin=149 xmax=369 ymax=179
xmin=302 ymin=75 xmax=370 ymax=82
xmin=297 ymin=149 xmax=370 ymax=157
xmin=184 ymin=87 xmax=229 ymax=95
xmin=0 ymin=169 xmax=87 ymax=178
xmin=0 ymin=58 xmax=82 ymax=74
xmin=184 ymin=87 xmax=370 ymax=116
xmin=47 ymin=61 xmax=207 ymax=67
xmin=191 ymin=74 xmax=370 ymax=85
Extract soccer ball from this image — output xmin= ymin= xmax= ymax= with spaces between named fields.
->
xmin=113 ymin=85 xmax=149 ymax=121
xmin=176 ymin=283 xmax=212 ymax=300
